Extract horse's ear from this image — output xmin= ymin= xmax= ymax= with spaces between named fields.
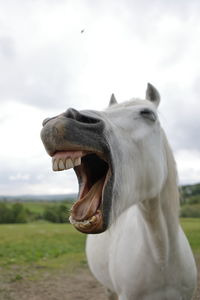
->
xmin=109 ymin=93 xmax=118 ymax=106
xmin=145 ymin=83 xmax=160 ymax=107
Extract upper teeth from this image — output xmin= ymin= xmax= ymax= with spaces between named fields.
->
xmin=52 ymin=157 xmax=81 ymax=171
xmin=65 ymin=158 xmax=74 ymax=169
xmin=74 ymin=157 xmax=81 ymax=166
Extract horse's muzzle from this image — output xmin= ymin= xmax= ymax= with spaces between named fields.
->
xmin=40 ymin=108 xmax=106 ymax=157
xmin=40 ymin=108 xmax=114 ymax=234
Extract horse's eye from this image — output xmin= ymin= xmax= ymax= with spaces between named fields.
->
xmin=140 ymin=109 xmax=156 ymax=122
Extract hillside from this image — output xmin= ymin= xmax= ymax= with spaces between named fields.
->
xmin=0 ymin=193 xmax=77 ymax=202
xmin=0 ymin=182 xmax=200 ymax=204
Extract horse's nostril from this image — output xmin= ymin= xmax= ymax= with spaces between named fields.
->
xmin=64 ymin=108 xmax=79 ymax=120
xmin=42 ymin=117 xmax=51 ymax=127
xmin=64 ymin=108 xmax=100 ymax=125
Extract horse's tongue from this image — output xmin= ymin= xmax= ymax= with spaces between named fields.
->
xmin=71 ymin=177 xmax=105 ymax=222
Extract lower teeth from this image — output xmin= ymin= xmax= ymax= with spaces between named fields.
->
xmin=69 ymin=216 xmax=91 ymax=225
xmin=69 ymin=214 xmax=97 ymax=226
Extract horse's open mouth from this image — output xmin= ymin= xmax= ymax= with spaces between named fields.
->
xmin=52 ymin=150 xmax=110 ymax=233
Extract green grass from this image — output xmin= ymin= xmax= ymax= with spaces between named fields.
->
xmin=180 ymin=203 xmax=200 ymax=218
xmin=0 ymin=218 xmax=199 ymax=272
xmin=0 ymin=222 xmax=86 ymax=270
xmin=22 ymin=201 xmax=53 ymax=214
xmin=180 ymin=218 xmax=200 ymax=254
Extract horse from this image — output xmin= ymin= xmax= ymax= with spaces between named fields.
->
xmin=41 ymin=83 xmax=197 ymax=300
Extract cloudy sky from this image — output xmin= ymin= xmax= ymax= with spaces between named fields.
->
xmin=0 ymin=0 xmax=199 ymax=195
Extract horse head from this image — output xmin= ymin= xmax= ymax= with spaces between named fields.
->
xmin=41 ymin=83 xmax=169 ymax=234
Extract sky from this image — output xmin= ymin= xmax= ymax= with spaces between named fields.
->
xmin=0 ymin=0 xmax=199 ymax=195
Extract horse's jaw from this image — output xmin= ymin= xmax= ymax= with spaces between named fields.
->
xmin=40 ymin=110 xmax=114 ymax=234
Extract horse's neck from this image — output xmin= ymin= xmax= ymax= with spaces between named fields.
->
xmin=138 ymin=140 xmax=180 ymax=265
xmin=138 ymin=190 xmax=179 ymax=263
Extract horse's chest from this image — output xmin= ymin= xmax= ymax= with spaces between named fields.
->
xmin=87 ymin=226 xmax=164 ymax=298
xmin=86 ymin=209 xmax=196 ymax=300
xmin=86 ymin=209 xmax=151 ymax=290
xmin=109 ymin=236 xmax=166 ymax=294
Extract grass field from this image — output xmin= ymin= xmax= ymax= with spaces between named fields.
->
xmin=180 ymin=218 xmax=200 ymax=254
xmin=0 ymin=222 xmax=86 ymax=270
xmin=22 ymin=202 xmax=58 ymax=214
xmin=0 ymin=218 xmax=199 ymax=269
xmin=0 ymin=218 xmax=199 ymax=299
xmin=7 ymin=201 xmax=72 ymax=214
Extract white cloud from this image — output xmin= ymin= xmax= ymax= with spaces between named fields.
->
xmin=0 ymin=100 xmax=78 ymax=195
xmin=9 ymin=173 xmax=30 ymax=181
xmin=175 ymin=150 xmax=200 ymax=185
xmin=0 ymin=0 xmax=199 ymax=194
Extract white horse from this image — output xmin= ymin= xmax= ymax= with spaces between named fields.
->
xmin=41 ymin=83 xmax=197 ymax=300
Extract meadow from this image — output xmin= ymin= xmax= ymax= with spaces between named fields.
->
xmin=180 ymin=218 xmax=200 ymax=254
xmin=0 ymin=218 xmax=199 ymax=272
xmin=0 ymin=210 xmax=199 ymax=299
xmin=0 ymin=222 xmax=86 ymax=270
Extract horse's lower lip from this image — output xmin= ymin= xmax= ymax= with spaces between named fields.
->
xmin=69 ymin=209 xmax=104 ymax=234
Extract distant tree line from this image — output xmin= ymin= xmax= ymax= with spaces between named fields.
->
xmin=0 ymin=202 xmax=70 ymax=224
xmin=0 ymin=182 xmax=200 ymax=223
xmin=180 ymin=183 xmax=200 ymax=204
xmin=180 ymin=205 xmax=200 ymax=218
xmin=0 ymin=203 xmax=27 ymax=223
xmin=43 ymin=204 xmax=70 ymax=223
xmin=180 ymin=184 xmax=200 ymax=218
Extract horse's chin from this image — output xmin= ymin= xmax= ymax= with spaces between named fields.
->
xmin=51 ymin=150 xmax=111 ymax=234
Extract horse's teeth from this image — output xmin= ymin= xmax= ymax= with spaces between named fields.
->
xmin=78 ymin=224 xmax=87 ymax=229
xmin=81 ymin=222 xmax=91 ymax=228
xmin=65 ymin=158 xmax=74 ymax=170
xmin=90 ymin=215 xmax=97 ymax=223
xmin=74 ymin=157 xmax=81 ymax=167
xmin=52 ymin=155 xmax=82 ymax=172
xmin=58 ymin=159 xmax=65 ymax=170
xmin=53 ymin=160 xmax=59 ymax=171
xmin=69 ymin=214 xmax=98 ymax=229
xmin=69 ymin=216 xmax=91 ymax=226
